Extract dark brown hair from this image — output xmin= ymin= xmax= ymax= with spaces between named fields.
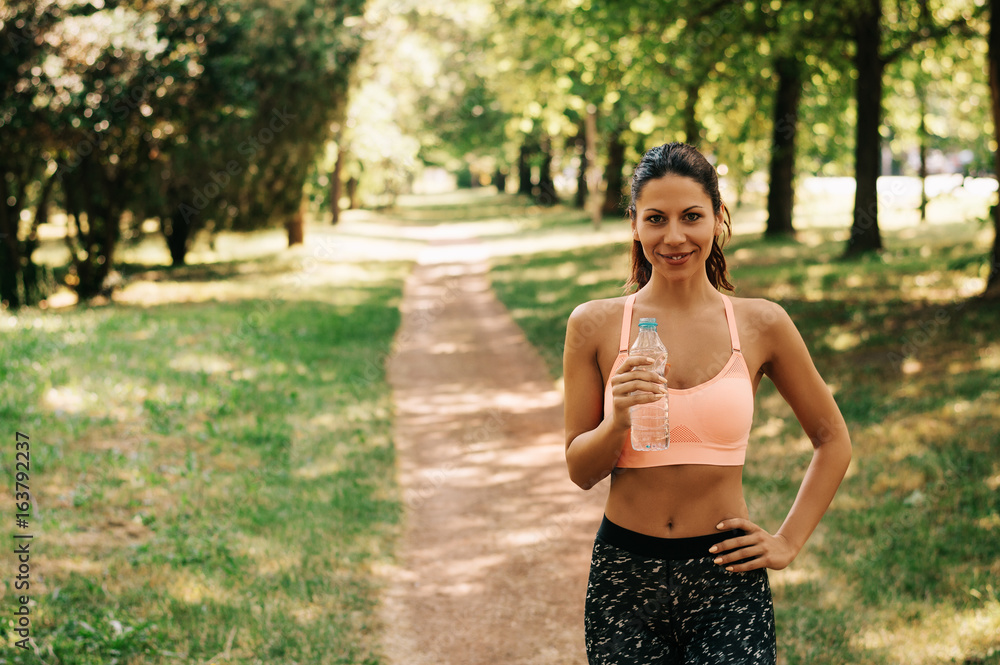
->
xmin=625 ymin=142 xmax=734 ymax=293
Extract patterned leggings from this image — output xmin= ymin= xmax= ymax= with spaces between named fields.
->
xmin=585 ymin=516 xmax=776 ymax=665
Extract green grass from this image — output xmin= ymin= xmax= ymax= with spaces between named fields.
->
xmin=490 ymin=216 xmax=1000 ymax=664
xmin=0 ymin=257 xmax=408 ymax=663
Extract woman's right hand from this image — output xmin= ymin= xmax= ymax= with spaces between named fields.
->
xmin=608 ymin=356 xmax=669 ymax=431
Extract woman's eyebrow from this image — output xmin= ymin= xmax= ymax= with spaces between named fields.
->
xmin=644 ymin=205 xmax=705 ymax=214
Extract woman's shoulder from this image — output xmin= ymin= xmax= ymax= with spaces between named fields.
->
xmin=565 ymin=295 xmax=630 ymax=353
xmin=568 ymin=294 xmax=631 ymax=326
xmin=727 ymin=294 xmax=784 ymax=316
xmin=727 ymin=294 xmax=799 ymax=339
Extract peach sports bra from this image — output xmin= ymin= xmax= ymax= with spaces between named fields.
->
xmin=604 ymin=293 xmax=754 ymax=467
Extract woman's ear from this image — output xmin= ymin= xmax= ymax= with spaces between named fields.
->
xmin=714 ymin=205 xmax=726 ymax=237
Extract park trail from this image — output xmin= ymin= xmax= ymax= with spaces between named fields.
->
xmin=379 ymin=228 xmax=608 ymax=665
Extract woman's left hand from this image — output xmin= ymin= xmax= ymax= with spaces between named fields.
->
xmin=709 ymin=519 xmax=798 ymax=572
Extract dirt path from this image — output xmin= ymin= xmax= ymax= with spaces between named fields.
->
xmin=379 ymin=234 xmax=608 ymax=665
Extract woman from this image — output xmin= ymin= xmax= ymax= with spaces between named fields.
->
xmin=563 ymin=142 xmax=852 ymax=664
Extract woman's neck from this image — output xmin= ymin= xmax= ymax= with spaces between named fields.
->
xmin=639 ymin=272 xmax=720 ymax=311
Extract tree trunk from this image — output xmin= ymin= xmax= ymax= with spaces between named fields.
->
xmin=65 ymin=162 xmax=118 ymax=300
xmin=987 ymin=0 xmax=1000 ymax=296
xmin=76 ymin=207 xmax=116 ymax=299
xmin=493 ymin=168 xmax=507 ymax=192
xmin=287 ymin=200 xmax=305 ymax=246
xmin=575 ymin=122 xmax=588 ymax=209
xmin=683 ymin=82 xmax=701 ymax=146
xmin=585 ymin=106 xmax=602 ymax=228
xmin=346 ymin=176 xmax=360 ymax=209
xmin=21 ymin=177 xmax=53 ymax=305
xmin=845 ymin=0 xmax=886 ymax=257
xmin=0 ymin=174 xmax=22 ymax=309
xmin=765 ymin=55 xmax=802 ymax=238
xmin=536 ymin=137 xmax=557 ymax=206
xmin=163 ymin=179 xmax=196 ymax=266
xmin=0 ymin=168 xmax=52 ymax=308
xmin=601 ymin=130 xmax=626 ymax=216
xmin=0 ymin=241 xmax=20 ymax=309
xmin=166 ymin=208 xmax=192 ymax=266
xmin=918 ymin=85 xmax=929 ymax=224
xmin=73 ymin=212 xmax=116 ymax=299
xmin=518 ymin=142 xmax=533 ymax=196
xmin=331 ymin=146 xmax=343 ymax=225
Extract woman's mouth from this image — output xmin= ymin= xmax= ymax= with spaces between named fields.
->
xmin=659 ymin=251 xmax=694 ymax=265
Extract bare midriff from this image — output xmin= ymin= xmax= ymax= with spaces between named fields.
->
xmin=604 ymin=464 xmax=748 ymax=538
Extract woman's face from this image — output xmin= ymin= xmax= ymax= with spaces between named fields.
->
xmin=631 ymin=174 xmax=721 ymax=282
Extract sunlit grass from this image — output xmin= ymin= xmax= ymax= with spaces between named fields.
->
xmin=489 ymin=215 xmax=1000 ymax=664
xmin=0 ymin=255 xmax=408 ymax=663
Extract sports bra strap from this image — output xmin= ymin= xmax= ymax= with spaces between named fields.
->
xmin=721 ymin=295 xmax=741 ymax=351
xmin=619 ymin=293 xmax=637 ymax=353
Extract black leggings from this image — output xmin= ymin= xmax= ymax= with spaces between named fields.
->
xmin=585 ymin=516 xmax=776 ymax=665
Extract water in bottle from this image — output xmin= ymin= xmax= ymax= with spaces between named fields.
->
xmin=629 ymin=317 xmax=669 ymax=451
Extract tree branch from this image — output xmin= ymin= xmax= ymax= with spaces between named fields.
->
xmin=883 ymin=11 xmax=983 ymax=65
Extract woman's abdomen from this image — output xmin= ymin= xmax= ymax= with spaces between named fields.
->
xmin=604 ymin=464 xmax=748 ymax=538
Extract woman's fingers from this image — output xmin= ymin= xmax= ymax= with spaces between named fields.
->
xmin=614 ymin=358 xmax=667 ymax=388
xmin=708 ymin=519 xmax=797 ymax=572
xmin=617 ymin=356 xmax=664 ymax=374
xmin=621 ymin=389 xmax=666 ymax=403
xmin=610 ymin=357 xmax=669 ymax=428
xmin=716 ymin=518 xmax=759 ymax=535
xmin=614 ymin=378 xmax=667 ymax=397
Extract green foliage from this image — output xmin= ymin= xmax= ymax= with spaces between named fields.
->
xmin=0 ymin=0 xmax=367 ymax=303
xmin=884 ymin=16 xmax=991 ymax=176
xmin=3 ymin=0 xmax=998 ymax=304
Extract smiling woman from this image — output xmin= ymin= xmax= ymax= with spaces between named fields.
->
xmin=562 ymin=142 xmax=853 ymax=665
xmin=626 ymin=143 xmax=734 ymax=294
xmin=632 ymin=176 xmax=723 ymax=281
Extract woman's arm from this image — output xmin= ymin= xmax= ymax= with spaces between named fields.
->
xmin=563 ymin=301 xmax=667 ymax=490
xmin=711 ymin=301 xmax=852 ymax=571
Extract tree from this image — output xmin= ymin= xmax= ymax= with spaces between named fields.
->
xmin=765 ymin=54 xmax=803 ymax=238
xmin=220 ymin=0 xmax=364 ymax=244
xmin=46 ymin=2 xmax=169 ymax=298
xmin=601 ymin=128 xmax=626 ymax=215
xmin=1 ymin=0 xmax=367 ymax=302
xmin=844 ymin=0 xmax=983 ymax=256
xmin=757 ymin=2 xmax=851 ymax=238
xmin=845 ymin=0 xmax=887 ymax=255
xmin=882 ymin=22 xmax=989 ymax=222
xmin=0 ymin=1 xmax=59 ymax=308
xmin=155 ymin=0 xmax=259 ymax=266
xmin=987 ymin=0 xmax=1000 ymax=296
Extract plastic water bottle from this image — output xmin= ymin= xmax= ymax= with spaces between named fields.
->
xmin=629 ymin=317 xmax=669 ymax=451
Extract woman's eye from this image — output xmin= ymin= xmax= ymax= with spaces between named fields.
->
xmin=685 ymin=212 xmax=701 ymax=221
xmin=647 ymin=215 xmax=663 ymax=223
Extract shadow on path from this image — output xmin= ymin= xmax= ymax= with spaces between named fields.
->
xmin=380 ymin=234 xmax=607 ymax=665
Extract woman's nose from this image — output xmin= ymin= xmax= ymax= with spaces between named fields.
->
xmin=664 ymin=220 xmax=685 ymax=244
